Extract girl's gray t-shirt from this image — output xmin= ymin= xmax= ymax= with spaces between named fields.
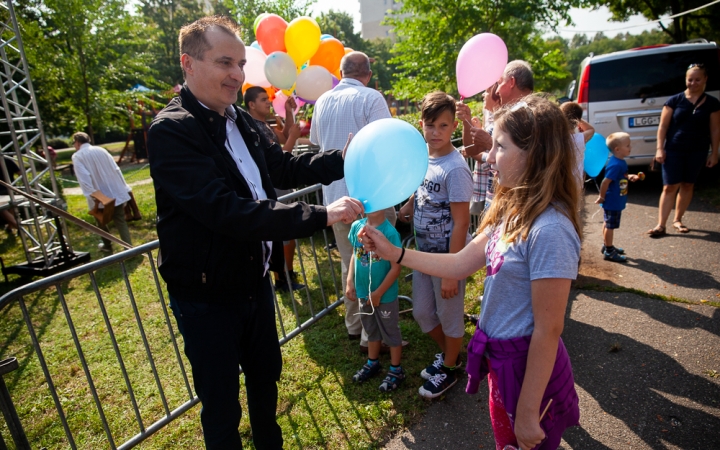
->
xmin=479 ymin=206 xmax=580 ymax=340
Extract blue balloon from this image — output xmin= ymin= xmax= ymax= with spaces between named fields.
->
xmin=250 ymin=40 xmax=263 ymax=51
xmin=345 ymin=119 xmax=428 ymax=213
xmin=320 ymin=34 xmax=333 ymax=40
xmin=584 ymin=133 xmax=610 ymax=178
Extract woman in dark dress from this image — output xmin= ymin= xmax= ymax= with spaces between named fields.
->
xmin=648 ymin=63 xmax=720 ymax=237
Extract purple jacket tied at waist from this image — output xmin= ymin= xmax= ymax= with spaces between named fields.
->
xmin=466 ymin=327 xmax=580 ymax=444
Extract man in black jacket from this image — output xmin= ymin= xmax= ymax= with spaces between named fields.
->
xmin=147 ymin=16 xmax=363 ymax=449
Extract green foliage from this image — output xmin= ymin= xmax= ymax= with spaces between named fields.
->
xmin=388 ymin=0 xmax=582 ymax=101
xmin=219 ymin=0 xmax=315 ymax=44
xmin=562 ymin=29 xmax=671 ymax=78
xmin=316 ymin=10 xmax=397 ymax=92
xmin=17 ymin=0 xmax=162 ymax=141
xmin=138 ymin=0 xmax=208 ymax=85
xmin=589 ymin=0 xmax=720 ymax=43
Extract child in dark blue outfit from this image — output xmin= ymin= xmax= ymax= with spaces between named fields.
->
xmin=595 ymin=132 xmax=640 ymax=262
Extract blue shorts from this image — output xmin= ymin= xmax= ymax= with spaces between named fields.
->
xmin=603 ymin=209 xmax=622 ymax=229
xmin=662 ymin=150 xmax=707 ymax=185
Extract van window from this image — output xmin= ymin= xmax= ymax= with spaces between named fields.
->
xmin=588 ymin=48 xmax=720 ymax=102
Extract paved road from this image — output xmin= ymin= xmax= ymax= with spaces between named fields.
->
xmin=384 ymin=169 xmax=720 ymax=449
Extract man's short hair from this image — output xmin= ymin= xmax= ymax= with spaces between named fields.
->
xmin=420 ymin=91 xmax=456 ymax=123
xmin=504 ymin=60 xmax=534 ymax=92
xmin=179 ymin=16 xmax=241 ymax=70
xmin=73 ymin=132 xmax=91 ymax=145
xmin=340 ymin=52 xmax=371 ymax=79
xmin=606 ymin=132 xmax=630 ymax=151
xmin=244 ymin=86 xmax=268 ymax=108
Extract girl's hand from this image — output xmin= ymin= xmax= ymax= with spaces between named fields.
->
xmin=514 ymin=412 xmax=545 ymax=450
xmin=358 ymin=225 xmax=400 ymax=262
xmin=655 ymin=148 xmax=666 ymax=164
xmin=441 ymin=278 xmax=458 ymax=299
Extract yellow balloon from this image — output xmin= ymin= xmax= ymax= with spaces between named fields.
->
xmin=285 ymin=17 xmax=321 ymax=66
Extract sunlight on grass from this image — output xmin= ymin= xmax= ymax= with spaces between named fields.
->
xmin=0 ymin=176 xmax=487 ymax=449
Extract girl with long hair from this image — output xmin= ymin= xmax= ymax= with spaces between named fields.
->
xmin=359 ymin=94 xmax=582 ymax=449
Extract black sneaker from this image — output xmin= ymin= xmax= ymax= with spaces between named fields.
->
xmin=419 ymin=368 xmax=457 ymax=399
xmin=601 ymin=245 xmax=625 ymax=255
xmin=420 ymin=353 xmax=463 ymax=380
xmin=379 ymin=367 xmax=405 ymax=392
xmin=352 ymin=361 xmax=381 ymax=383
xmin=274 ymin=280 xmax=305 ymax=292
xmin=604 ymin=248 xmax=627 ymax=263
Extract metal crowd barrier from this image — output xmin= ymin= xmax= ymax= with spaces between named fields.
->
xmin=0 ymin=184 xmax=351 ymax=449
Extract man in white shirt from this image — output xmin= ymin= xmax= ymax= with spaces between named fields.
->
xmin=71 ymin=132 xmax=132 ymax=253
xmin=310 ymin=52 xmax=396 ymax=350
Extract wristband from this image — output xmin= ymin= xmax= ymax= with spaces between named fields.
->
xmin=396 ymin=247 xmax=406 ymax=264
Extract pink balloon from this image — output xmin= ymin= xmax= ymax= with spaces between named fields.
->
xmin=456 ymin=33 xmax=508 ymax=99
xmin=245 ymin=46 xmax=271 ymax=88
xmin=272 ymin=92 xmax=301 ymax=118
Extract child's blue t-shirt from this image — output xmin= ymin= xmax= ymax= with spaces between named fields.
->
xmin=603 ymin=155 xmax=628 ymax=211
xmin=413 ymin=149 xmax=473 ymax=253
xmin=348 ymin=218 xmax=402 ymax=304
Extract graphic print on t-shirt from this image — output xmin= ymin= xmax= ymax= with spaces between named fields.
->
xmin=486 ymin=227 xmax=507 ymax=277
xmin=619 ymin=177 xmax=628 ymax=196
xmin=414 ymin=177 xmax=452 ymax=253
xmin=355 ymin=244 xmax=381 ymax=266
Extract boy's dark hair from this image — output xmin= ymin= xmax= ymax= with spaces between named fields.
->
xmin=559 ymin=101 xmax=583 ymax=128
xmin=244 ymin=86 xmax=268 ymax=108
xmin=420 ymin=91 xmax=456 ymax=122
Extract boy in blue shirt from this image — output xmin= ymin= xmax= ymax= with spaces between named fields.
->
xmin=595 ymin=132 xmax=640 ymax=262
xmin=347 ymin=209 xmax=404 ymax=392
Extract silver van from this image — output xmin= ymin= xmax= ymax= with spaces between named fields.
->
xmin=569 ymin=40 xmax=720 ymax=167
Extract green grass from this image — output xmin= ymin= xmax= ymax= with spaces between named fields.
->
xmin=0 ymin=179 xmax=487 ymax=449
xmin=55 ymin=164 xmax=150 ymax=190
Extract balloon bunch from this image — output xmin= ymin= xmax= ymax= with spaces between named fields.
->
xmin=243 ymin=13 xmax=353 ymax=118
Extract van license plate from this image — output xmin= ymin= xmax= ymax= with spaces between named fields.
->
xmin=629 ymin=116 xmax=660 ymax=127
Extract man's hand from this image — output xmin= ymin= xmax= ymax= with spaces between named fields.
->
xmin=471 ymin=127 xmax=492 ymax=154
xmin=341 ymin=133 xmax=353 ymax=159
xmin=287 ymin=123 xmax=301 ymax=141
xmin=456 ymin=102 xmax=472 ymax=123
xmin=326 ymin=196 xmax=364 ymax=225
xmin=285 ymin=96 xmax=297 ymax=113
xmin=441 ymin=278 xmax=458 ymax=299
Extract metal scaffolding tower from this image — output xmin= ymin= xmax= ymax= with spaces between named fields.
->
xmin=0 ymin=0 xmax=89 ymax=278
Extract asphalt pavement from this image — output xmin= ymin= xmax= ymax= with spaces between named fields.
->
xmin=384 ymin=168 xmax=720 ymax=449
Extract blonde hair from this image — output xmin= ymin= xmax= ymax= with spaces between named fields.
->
xmin=606 ymin=132 xmax=629 ymax=152
xmin=479 ymin=95 xmax=582 ymax=244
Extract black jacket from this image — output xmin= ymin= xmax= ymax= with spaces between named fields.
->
xmin=148 ymin=86 xmax=344 ymax=303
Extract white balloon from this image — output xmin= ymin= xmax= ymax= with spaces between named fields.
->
xmin=264 ymin=51 xmax=297 ymax=90
xmin=244 ymin=46 xmax=271 ymax=88
xmin=295 ymin=66 xmax=333 ymax=101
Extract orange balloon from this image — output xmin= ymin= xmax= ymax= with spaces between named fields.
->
xmin=333 ymin=68 xmax=341 ymax=79
xmin=309 ymin=38 xmax=345 ymax=73
xmin=256 ymin=14 xmax=287 ymax=54
xmin=344 ymin=47 xmax=354 ymax=55
xmin=242 ymin=83 xmax=278 ymax=101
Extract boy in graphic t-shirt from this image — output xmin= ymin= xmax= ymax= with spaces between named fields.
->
xmin=595 ymin=132 xmax=641 ymax=262
xmin=398 ymin=92 xmax=472 ymax=399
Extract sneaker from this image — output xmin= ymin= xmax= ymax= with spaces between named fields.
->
xmin=420 ymin=353 xmax=463 ymax=380
xmin=274 ymin=280 xmax=305 ymax=292
xmin=98 ymin=243 xmax=112 ymax=254
xmin=604 ymin=248 xmax=627 ymax=263
xmin=419 ymin=368 xmax=457 ymax=399
xmin=601 ymin=245 xmax=624 ymax=255
xmin=379 ymin=367 xmax=406 ymax=392
xmin=352 ymin=361 xmax=381 ymax=383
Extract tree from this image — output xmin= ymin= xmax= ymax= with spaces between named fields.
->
xmin=139 ymin=0 xmax=208 ymax=86
xmin=315 ymin=10 xmax=396 ymax=92
xmin=591 ymin=0 xmax=720 ymax=43
xmin=17 ymin=0 xmax=159 ymax=141
xmin=387 ymin=0 xmax=584 ymax=100
xmin=217 ymin=0 xmax=315 ymax=44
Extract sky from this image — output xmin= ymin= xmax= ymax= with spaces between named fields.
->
xmin=308 ymin=1 xmax=668 ymax=39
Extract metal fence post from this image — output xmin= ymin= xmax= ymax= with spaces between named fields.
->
xmin=0 ymin=357 xmax=31 ymax=450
